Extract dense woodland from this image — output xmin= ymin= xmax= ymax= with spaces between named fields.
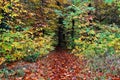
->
xmin=0 ymin=0 xmax=120 ymax=80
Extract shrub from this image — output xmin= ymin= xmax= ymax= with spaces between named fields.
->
xmin=23 ymin=52 xmax=40 ymax=62
xmin=0 ymin=30 xmax=55 ymax=64
xmin=72 ymin=23 xmax=120 ymax=57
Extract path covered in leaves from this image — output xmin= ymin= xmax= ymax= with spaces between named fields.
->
xmin=1 ymin=49 xmax=120 ymax=80
xmin=3 ymin=49 xmax=86 ymax=80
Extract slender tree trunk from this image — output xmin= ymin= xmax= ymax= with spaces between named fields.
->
xmin=71 ymin=19 xmax=75 ymax=49
xmin=58 ymin=17 xmax=64 ymax=47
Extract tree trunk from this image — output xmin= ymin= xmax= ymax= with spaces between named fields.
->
xmin=71 ymin=19 xmax=75 ymax=49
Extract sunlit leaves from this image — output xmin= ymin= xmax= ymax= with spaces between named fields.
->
xmin=12 ymin=42 xmax=23 ymax=49
xmin=11 ymin=0 xmax=19 ymax=2
xmin=0 ymin=57 xmax=6 ymax=65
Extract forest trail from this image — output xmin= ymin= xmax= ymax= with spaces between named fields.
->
xmin=1 ymin=48 xmax=120 ymax=80
xmin=4 ymin=48 xmax=86 ymax=80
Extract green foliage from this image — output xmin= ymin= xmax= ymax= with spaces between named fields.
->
xmin=0 ymin=68 xmax=15 ymax=78
xmin=0 ymin=30 xmax=55 ymax=63
xmin=73 ymin=24 xmax=120 ymax=57
xmin=16 ymin=69 xmax=25 ymax=77
xmin=23 ymin=52 xmax=40 ymax=62
xmin=0 ymin=0 xmax=120 ymax=65
xmin=0 ymin=0 xmax=57 ymax=64
xmin=55 ymin=0 xmax=95 ymax=49
xmin=104 ymin=0 xmax=113 ymax=4
xmin=54 ymin=0 xmax=120 ymax=57
xmin=0 ymin=68 xmax=25 ymax=78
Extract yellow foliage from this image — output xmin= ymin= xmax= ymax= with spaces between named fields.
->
xmin=74 ymin=53 xmax=85 ymax=60
xmin=12 ymin=52 xmax=25 ymax=60
xmin=0 ymin=57 xmax=6 ymax=65
xmin=11 ymin=0 xmax=19 ymax=2
xmin=12 ymin=42 xmax=23 ymax=49
xmin=107 ymin=38 xmax=120 ymax=53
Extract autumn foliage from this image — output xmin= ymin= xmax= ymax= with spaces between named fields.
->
xmin=0 ymin=0 xmax=120 ymax=80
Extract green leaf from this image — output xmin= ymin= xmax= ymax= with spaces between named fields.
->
xmin=87 ymin=7 xmax=95 ymax=11
xmin=2 ymin=43 xmax=12 ymax=51
xmin=104 ymin=0 xmax=113 ymax=4
xmin=54 ymin=9 xmax=63 ymax=16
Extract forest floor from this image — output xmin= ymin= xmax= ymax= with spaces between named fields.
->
xmin=0 ymin=48 xmax=120 ymax=80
